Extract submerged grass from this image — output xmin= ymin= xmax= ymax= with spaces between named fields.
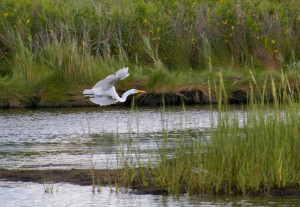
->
xmin=115 ymin=74 xmax=300 ymax=195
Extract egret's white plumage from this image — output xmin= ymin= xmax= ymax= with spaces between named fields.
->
xmin=83 ymin=67 xmax=146 ymax=106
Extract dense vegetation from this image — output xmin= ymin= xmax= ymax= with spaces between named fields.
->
xmin=118 ymin=75 xmax=300 ymax=195
xmin=1 ymin=0 xmax=300 ymax=107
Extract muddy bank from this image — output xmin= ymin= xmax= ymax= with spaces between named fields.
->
xmin=1 ymin=169 xmax=299 ymax=196
xmin=0 ymin=87 xmax=251 ymax=109
xmin=0 ymin=168 xmax=169 ymax=195
xmin=0 ymin=169 xmax=121 ymax=186
xmin=134 ymin=89 xmax=248 ymax=106
xmin=64 ymin=88 xmax=249 ymax=107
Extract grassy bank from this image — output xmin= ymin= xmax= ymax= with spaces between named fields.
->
xmin=1 ymin=0 xmax=300 ymax=107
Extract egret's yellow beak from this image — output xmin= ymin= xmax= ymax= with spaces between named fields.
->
xmin=136 ymin=90 xmax=146 ymax=93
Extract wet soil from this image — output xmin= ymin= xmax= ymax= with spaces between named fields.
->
xmin=0 ymin=169 xmax=121 ymax=186
xmin=62 ymin=88 xmax=248 ymax=108
xmin=108 ymin=89 xmax=248 ymax=107
xmin=0 ymin=168 xmax=169 ymax=195
xmin=1 ymin=88 xmax=250 ymax=109
xmin=1 ymin=169 xmax=300 ymax=196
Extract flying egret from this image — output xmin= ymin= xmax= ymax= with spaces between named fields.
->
xmin=68 ymin=67 xmax=146 ymax=106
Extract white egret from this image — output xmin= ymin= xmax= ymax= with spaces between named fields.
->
xmin=68 ymin=67 xmax=146 ymax=106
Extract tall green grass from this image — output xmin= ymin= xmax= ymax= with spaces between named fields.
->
xmin=1 ymin=0 xmax=300 ymax=69
xmin=1 ymin=0 xmax=300 ymax=107
xmin=117 ymin=74 xmax=300 ymax=195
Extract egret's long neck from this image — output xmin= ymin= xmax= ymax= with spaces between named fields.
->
xmin=118 ymin=90 xmax=134 ymax=103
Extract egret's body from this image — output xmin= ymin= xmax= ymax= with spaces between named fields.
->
xmin=81 ymin=67 xmax=146 ymax=106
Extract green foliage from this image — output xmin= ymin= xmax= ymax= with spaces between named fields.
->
xmin=119 ymin=74 xmax=300 ymax=195
xmin=0 ymin=0 xmax=300 ymax=106
xmin=1 ymin=0 xmax=300 ymax=68
xmin=0 ymin=71 xmax=34 ymax=107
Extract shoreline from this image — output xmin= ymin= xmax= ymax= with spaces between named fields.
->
xmin=0 ymin=89 xmax=249 ymax=109
xmin=0 ymin=169 xmax=299 ymax=196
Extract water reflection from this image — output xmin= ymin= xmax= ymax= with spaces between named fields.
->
xmin=0 ymin=106 xmax=224 ymax=169
xmin=0 ymin=181 xmax=299 ymax=207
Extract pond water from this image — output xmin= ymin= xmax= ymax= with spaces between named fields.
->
xmin=0 ymin=106 xmax=217 ymax=170
xmin=1 ymin=181 xmax=300 ymax=207
xmin=1 ymin=106 xmax=299 ymax=206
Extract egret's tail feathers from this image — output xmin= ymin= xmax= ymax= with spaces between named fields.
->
xmin=83 ymin=89 xmax=94 ymax=95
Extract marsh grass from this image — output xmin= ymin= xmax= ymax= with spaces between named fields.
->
xmin=1 ymin=0 xmax=300 ymax=107
xmin=43 ymin=178 xmax=54 ymax=193
xmin=115 ymin=73 xmax=300 ymax=195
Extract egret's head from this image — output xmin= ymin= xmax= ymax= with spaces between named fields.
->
xmin=128 ymin=89 xmax=147 ymax=94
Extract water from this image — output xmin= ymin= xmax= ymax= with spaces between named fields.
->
xmin=0 ymin=181 xmax=299 ymax=207
xmin=0 ymin=106 xmax=215 ymax=169
xmin=1 ymin=106 xmax=299 ymax=206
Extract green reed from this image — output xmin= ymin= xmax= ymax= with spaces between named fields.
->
xmin=117 ymin=73 xmax=300 ymax=195
xmin=1 ymin=0 xmax=300 ymax=69
xmin=1 ymin=0 xmax=300 ymax=107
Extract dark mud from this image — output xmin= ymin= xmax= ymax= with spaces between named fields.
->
xmin=126 ymin=89 xmax=248 ymax=106
xmin=0 ymin=169 xmax=121 ymax=186
xmin=1 ymin=88 xmax=250 ymax=109
xmin=1 ymin=169 xmax=299 ymax=196
xmin=0 ymin=168 xmax=167 ymax=195
xmin=66 ymin=88 xmax=248 ymax=108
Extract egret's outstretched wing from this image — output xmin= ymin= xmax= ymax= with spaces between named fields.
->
xmin=89 ymin=96 xmax=116 ymax=106
xmin=92 ymin=67 xmax=129 ymax=89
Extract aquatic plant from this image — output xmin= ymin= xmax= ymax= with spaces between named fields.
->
xmin=117 ymin=74 xmax=300 ymax=195
xmin=43 ymin=178 xmax=54 ymax=193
